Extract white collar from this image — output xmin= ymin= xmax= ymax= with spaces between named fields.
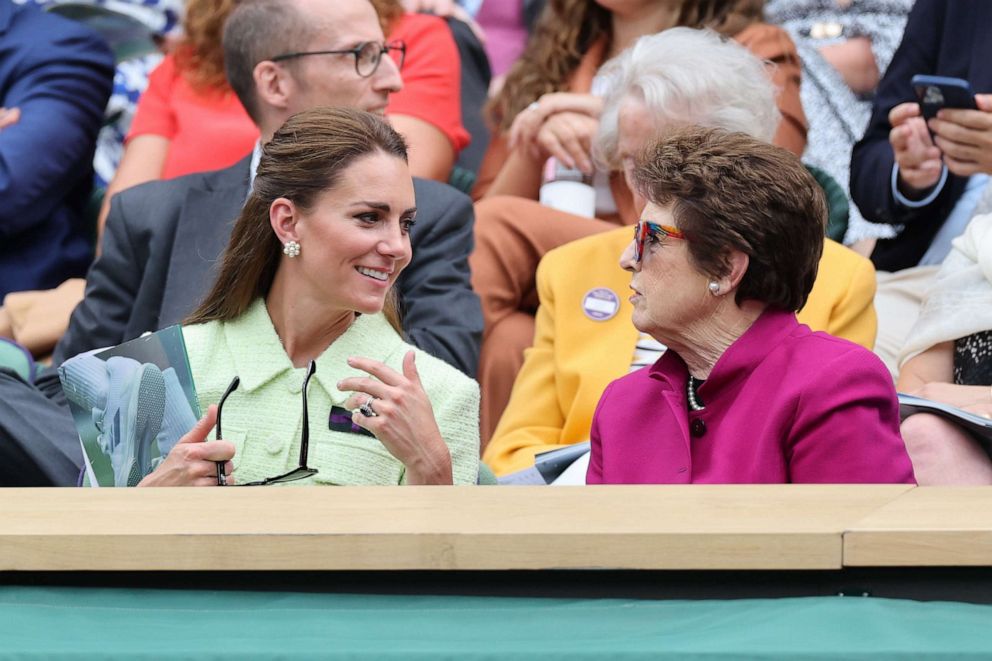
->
xmin=248 ymin=140 xmax=263 ymax=194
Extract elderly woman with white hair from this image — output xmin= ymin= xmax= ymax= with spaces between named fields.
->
xmin=483 ymin=28 xmax=879 ymax=476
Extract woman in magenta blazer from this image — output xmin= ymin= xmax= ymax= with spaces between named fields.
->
xmin=587 ymin=127 xmax=915 ymax=485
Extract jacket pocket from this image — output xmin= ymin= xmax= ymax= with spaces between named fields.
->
xmin=309 ymin=433 xmax=404 ymax=485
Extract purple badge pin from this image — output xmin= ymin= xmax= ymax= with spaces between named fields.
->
xmin=582 ymin=288 xmax=620 ymax=321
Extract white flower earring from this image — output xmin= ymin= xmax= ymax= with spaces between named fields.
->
xmin=282 ymin=240 xmax=301 ymax=258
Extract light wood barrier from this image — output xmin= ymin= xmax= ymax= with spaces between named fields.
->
xmin=845 ymin=487 xmax=992 ymax=567
xmin=0 ymin=485 xmax=911 ymax=572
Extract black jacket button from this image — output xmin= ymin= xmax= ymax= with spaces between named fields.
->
xmin=690 ymin=418 xmax=706 ymax=438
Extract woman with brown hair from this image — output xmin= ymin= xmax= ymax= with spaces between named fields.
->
xmin=138 ymin=107 xmax=480 ymax=487
xmin=470 ymin=0 xmax=807 ymax=442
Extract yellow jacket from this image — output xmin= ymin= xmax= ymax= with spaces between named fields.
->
xmin=483 ymin=227 xmax=877 ymax=475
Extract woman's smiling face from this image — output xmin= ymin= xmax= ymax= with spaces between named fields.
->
xmin=279 ymin=150 xmax=416 ymax=315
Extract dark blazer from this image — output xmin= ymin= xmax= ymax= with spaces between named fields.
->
xmin=52 ymin=157 xmax=483 ymax=376
xmin=850 ymin=0 xmax=992 ymax=272
xmin=0 ymin=0 xmax=113 ymax=298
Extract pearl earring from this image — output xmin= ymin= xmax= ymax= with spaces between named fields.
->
xmin=283 ymin=240 xmax=301 ymax=258
xmin=708 ymin=281 xmax=721 ymax=295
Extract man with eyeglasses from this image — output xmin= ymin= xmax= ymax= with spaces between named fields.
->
xmin=0 ymin=0 xmax=483 ymax=486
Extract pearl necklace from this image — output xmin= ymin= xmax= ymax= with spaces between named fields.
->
xmin=687 ymin=375 xmax=705 ymax=411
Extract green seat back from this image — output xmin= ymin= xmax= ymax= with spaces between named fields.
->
xmin=0 ymin=338 xmax=35 ymax=383
xmin=805 ymin=164 xmax=849 ymax=243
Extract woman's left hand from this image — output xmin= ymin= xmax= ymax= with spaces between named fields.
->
xmin=508 ymin=92 xmax=604 ymax=153
xmin=534 ymin=111 xmax=600 ymax=174
xmin=338 ymin=351 xmax=453 ymax=485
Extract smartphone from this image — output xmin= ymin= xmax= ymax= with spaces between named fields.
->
xmin=912 ymin=74 xmax=978 ymax=120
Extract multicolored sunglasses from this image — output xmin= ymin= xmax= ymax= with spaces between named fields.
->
xmin=633 ymin=221 xmax=686 ymax=262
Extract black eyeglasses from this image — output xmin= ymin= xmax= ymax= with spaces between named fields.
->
xmin=271 ymin=40 xmax=406 ymax=78
xmin=215 ymin=360 xmax=319 ymax=486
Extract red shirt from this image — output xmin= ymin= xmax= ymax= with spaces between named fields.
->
xmin=127 ymin=53 xmax=258 ymax=179
xmin=387 ymin=13 xmax=470 ymax=153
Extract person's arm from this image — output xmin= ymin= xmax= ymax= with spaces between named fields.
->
xmin=95 ymin=135 xmax=170 ymax=247
xmin=850 ymin=0 xmax=957 ymax=225
xmin=482 ymin=258 xmax=572 ymax=475
xmin=473 ymin=132 xmax=544 ymax=200
xmin=788 ymin=348 xmax=915 ymax=483
xmin=0 ymin=21 xmax=112 ymax=239
xmin=897 ymin=341 xmax=992 ymax=409
xmin=390 ymin=115 xmax=455 ymax=182
xmin=386 ymin=14 xmax=468 ymax=182
xmin=399 ymin=180 xmax=482 ymax=377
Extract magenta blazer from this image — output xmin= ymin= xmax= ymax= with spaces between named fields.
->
xmin=587 ymin=308 xmax=915 ymax=484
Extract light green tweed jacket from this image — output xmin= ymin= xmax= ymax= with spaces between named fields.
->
xmin=182 ymin=299 xmax=480 ymax=485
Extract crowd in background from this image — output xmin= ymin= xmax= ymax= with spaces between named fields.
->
xmin=0 ymin=0 xmax=990 ymax=488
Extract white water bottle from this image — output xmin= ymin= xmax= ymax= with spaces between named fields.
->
xmin=539 ymin=157 xmax=596 ymax=218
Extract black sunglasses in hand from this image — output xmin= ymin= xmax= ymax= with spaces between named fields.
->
xmin=215 ymin=360 xmax=319 ymax=486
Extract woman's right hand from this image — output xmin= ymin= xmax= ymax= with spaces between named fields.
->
xmin=138 ymin=405 xmax=236 ymax=486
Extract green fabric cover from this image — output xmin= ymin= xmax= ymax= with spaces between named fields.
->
xmin=1 ymin=588 xmax=991 ymax=659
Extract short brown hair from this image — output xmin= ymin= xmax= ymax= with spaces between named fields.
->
xmin=222 ymin=0 xmax=317 ymax=121
xmin=632 ymin=126 xmax=826 ymax=312
xmin=186 ymin=107 xmax=409 ymax=329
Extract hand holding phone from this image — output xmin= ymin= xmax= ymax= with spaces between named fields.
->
xmin=912 ymin=75 xmax=978 ymax=120
xmin=911 ymin=75 xmax=992 ymax=178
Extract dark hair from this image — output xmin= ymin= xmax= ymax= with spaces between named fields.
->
xmin=186 ymin=107 xmax=409 ymax=328
xmin=222 ymin=0 xmax=317 ymax=121
xmin=632 ymin=126 xmax=826 ymax=312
